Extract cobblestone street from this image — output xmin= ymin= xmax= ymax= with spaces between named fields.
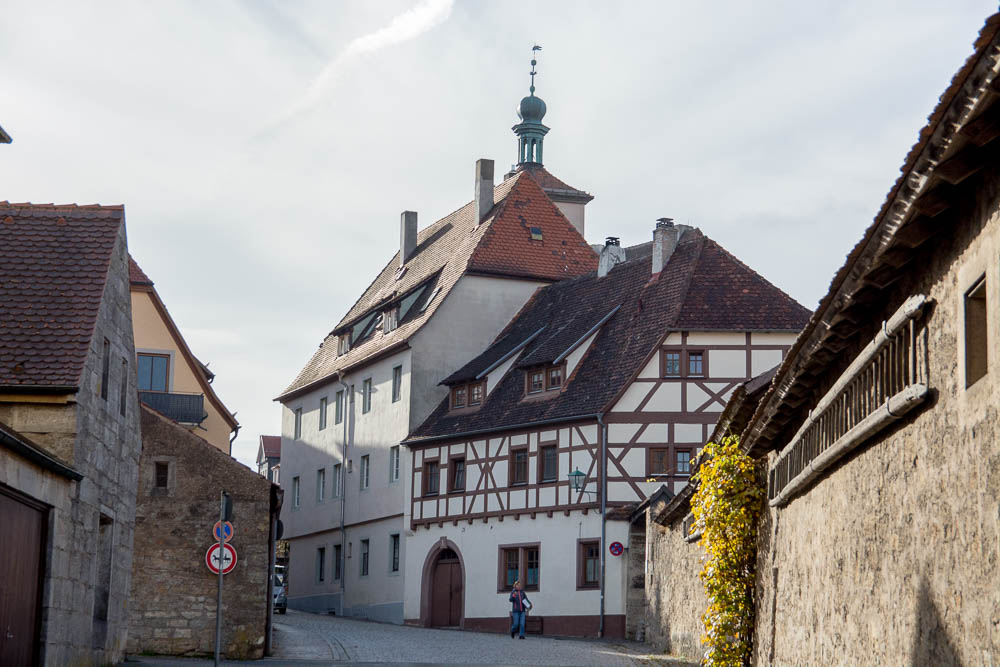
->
xmin=128 ymin=609 xmax=694 ymax=666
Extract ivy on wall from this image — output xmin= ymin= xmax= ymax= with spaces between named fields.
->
xmin=691 ymin=435 xmax=763 ymax=666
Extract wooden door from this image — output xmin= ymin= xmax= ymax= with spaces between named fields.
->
xmin=430 ymin=550 xmax=462 ymax=627
xmin=0 ymin=487 xmax=47 ymax=667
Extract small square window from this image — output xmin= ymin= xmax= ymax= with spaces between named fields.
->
xmin=688 ymin=352 xmax=704 ymax=376
xmin=469 ymin=383 xmax=483 ymax=406
xmin=676 ymin=450 xmax=691 ymax=475
xmin=649 ymin=449 xmax=670 ymax=475
xmin=528 ymin=371 xmax=544 ymax=394
xmin=663 ymin=351 xmax=681 ymax=377
xmin=547 ymin=366 xmax=562 ymax=390
xmin=452 ymin=386 xmax=466 ymax=409
xmin=529 ymin=227 xmax=543 ymax=241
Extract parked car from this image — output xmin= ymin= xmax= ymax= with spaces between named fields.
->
xmin=273 ymin=571 xmax=287 ymax=614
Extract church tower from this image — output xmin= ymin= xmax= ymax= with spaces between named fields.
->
xmin=513 ymin=46 xmax=549 ymax=166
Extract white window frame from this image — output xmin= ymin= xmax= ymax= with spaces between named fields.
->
xmin=362 ymin=378 xmax=372 ymax=414
xmin=389 ymin=446 xmax=400 ymax=483
xmin=319 ymin=397 xmax=328 ymax=431
xmin=292 ymin=476 xmax=301 ymax=508
xmin=360 ymin=454 xmax=370 ymax=490
xmin=293 ymin=407 xmax=302 ymax=440
xmin=333 ymin=463 xmax=342 ymax=497
xmin=316 ymin=468 xmax=326 ymax=502
xmin=335 ymin=390 xmax=344 ymax=424
xmin=392 ymin=365 xmax=402 ymax=403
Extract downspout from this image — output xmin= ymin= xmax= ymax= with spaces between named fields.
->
xmin=228 ymin=423 xmax=240 ymax=457
xmin=597 ymin=413 xmax=607 ymax=638
xmin=336 ymin=371 xmax=351 ymax=616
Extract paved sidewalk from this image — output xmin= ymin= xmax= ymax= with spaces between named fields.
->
xmin=126 ymin=609 xmax=692 ymax=666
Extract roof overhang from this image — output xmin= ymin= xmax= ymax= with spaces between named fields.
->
xmin=276 ymin=341 xmax=411 ymax=403
xmin=403 ymin=412 xmax=600 ymax=448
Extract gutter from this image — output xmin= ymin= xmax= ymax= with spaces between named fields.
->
xmin=275 ymin=341 xmax=410 ymax=403
xmin=401 ymin=413 xmax=601 ymax=447
xmin=0 ymin=427 xmax=83 ymax=481
xmin=0 ymin=384 xmax=78 ymax=395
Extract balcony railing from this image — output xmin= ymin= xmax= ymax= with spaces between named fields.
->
xmin=768 ymin=294 xmax=930 ymax=507
xmin=139 ymin=391 xmax=208 ymax=425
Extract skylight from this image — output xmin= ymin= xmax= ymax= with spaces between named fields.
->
xmin=529 ymin=227 xmax=543 ymax=241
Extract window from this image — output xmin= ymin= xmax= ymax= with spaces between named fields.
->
xmin=578 ymin=540 xmax=600 ymax=589
xmin=424 ymin=460 xmax=439 ymax=496
xmin=137 ymin=352 xmax=170 ymax=392
xmin=362 ymin=378 xmax=372 ymax=413
xmin=529 ymin=226 xmax=543 ymax=241
xmin=316 ymin=547 xmax=326 ymax=582
xmin=539 ymin=445 xmax=557 ymax=482
xmin=546 ymin=366 xmax=562 ymax=390
xmin=334 ymin=544 xmax=342 ymax=580
xmin=510 ymin=449 xmax=528 ymax=485
xmin=335 ymin=390 xmax=344 ymax=424
xmin=383 ymin=306 xmax=399 ymax=333
xmin=100 ymin=338 xmax=111 ymax=399
xmin=389 ymin=446 xmax=400 ymax=483
xmin=499 ymin=544 xmax=540 ymax=591
xmin=319 ymin=397 xmax=328 ymax=430
xmin=292 ymin=476 xmax=301 ymax=508
xmin=360 ymin=455 xmax=370 ymax=490
xmin=155 ymin=462 xmax=169 ymax=489
xmin=676 ymin=450 xmax=692 ymax=475
xmin=316 ymin=468 xmax=326 ymax=502
xmin=965 ymin=275 xmax=988 ymax=387
xmin=451 ymin=386 xmax=466 ymax=409
xmin=333 ymin=463 xmax=342 ymax=497
xmin=294 ymin=408 xmax=302 ymax=440
xmin=392 ymin=365 xmax=402 ymax=402
xmin=688 ymin=351 xmax=704 ymax=377
xmin=528 ymin=370 xmax=544 ymax=394
xmin=390 ymin=534 xmax=400 ymax=573
xmin=360 ymin=539 xmax=369 ymax=577
xmin=119 ymin=358 xmax=128 ymax=416
xmin=450 ymin=458 xmax=466 ymax=492
xmin=663 ymin=351 xmax=681 ymax=377
xmin=649 ymin=448 xmax=670 ymax=476
xmin=338 ymin=334 xmax=350 ymax=355
xmin=469 ymin=382 xmax=483 ymax=406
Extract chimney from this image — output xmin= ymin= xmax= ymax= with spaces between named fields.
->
xmin=475 ymin=158 xmax=495 ymax=223
xmin=652 ymin=217 xmax=680 ymax=275
xmin=400 ymin=211 xmax=417 ymax=266
xmin=598 ymin=236 xmax=626 ymax=278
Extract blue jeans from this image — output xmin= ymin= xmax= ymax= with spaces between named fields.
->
xmin=510 ymin=611 xmax=526 ymax=638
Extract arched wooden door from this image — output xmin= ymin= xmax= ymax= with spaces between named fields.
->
xmin=429 ymin=548 xmax=463 ymax=627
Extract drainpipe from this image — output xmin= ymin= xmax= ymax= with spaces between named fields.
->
xmin=597 ymin=413 xmax=607 ymax=638
xmin=336 ymin=371 xmax=350 ymax=616
xmin=228 ymin=423 xmax=240 ymax=456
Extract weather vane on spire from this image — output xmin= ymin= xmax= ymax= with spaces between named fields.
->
xmin=530 ymin=44 xmax=542 ymax=95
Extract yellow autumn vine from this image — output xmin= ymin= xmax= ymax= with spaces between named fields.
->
xmin=691 ymin=435 xmax=763 ymax=667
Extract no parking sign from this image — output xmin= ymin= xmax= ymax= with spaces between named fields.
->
xmin=609 ymin=541 xmax=624 ymax=556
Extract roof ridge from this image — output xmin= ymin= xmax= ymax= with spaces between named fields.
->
xmin=0 ymin=201 xmax=125 ymax=210
xmin=662 ymin=233 xmax=706 ymax=329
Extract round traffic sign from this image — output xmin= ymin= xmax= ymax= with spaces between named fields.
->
xmin=206 ymin=543 xmax=238 ymax=574
xmin=609 ymin=541 xmax=624 ymax=556
xmin=213 ymin=521 xmax=235 ymax=542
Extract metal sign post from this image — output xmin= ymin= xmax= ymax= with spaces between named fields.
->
xmin=214 ymin=490 xmax=230 ymax=666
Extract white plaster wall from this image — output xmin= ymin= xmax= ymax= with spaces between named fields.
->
xmin=751 ymin=348 xmax=785 ymax=375
xmin=686 ymin=332 xmax=746 ymax=345
xmin=486 ymin=354 xmax=519 ymax=395
xmin=565 ymin=330 xmax=598 ymax=378
xmin=709 ymin=349 xmax=746 ymax=377
xmin=403 ymin=515 xmax=629 ymax=621
xmin=553 ymin=201 xmax=586 ymax=237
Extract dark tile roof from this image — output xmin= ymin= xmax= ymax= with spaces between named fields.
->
xmin=408 ymin=230 xmax=810 ymax=443
xmin=279 ymin=170 xmax=597 ymax=400
xmin=623 ymin=241 xmax=653 ymax=261
xmin=0 ymin=202 xmax=124 ymax=389
xmin=260 ymin=435 xmax=281 ymax=458
xmin=128 ymin=255 xmax=153 ymax=286
xmin=0 ymin=124 xmax=10 ymax=144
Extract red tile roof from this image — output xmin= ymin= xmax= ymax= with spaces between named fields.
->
xmin=129 ymin=255 xmax=153 ymax=286
xmin=278 ymin=170 xmax=597 ymax=400
xmin=0 ymin=202 xmax=124 ymax=388
xmin=517 ymin=164 xmax=593 ymax=202
xmin=260 ymin=435 xmax=281 ymax=458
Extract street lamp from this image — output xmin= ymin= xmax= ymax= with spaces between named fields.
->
xmin=568 ymin=467 xmax=596 ymax=497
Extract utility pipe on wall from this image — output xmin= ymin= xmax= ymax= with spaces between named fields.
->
xmin=336 ymin=371 xmax=351 ymax=616
xmin=597 ymin=413 xmax=607 ymax=638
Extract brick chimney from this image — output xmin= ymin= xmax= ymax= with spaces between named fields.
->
xmin=652 ymin=218 xmax=679 ymax=275
xmin=400 ymin=211 xmax=417 ymax=266
xmin=475 ymin=159 xmax=495 ymax=224
xmin=598 ymin=236 xmax=626 ymax=278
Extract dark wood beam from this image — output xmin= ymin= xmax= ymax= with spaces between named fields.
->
xmin=913 ymin=183 xmax=955 ymax=217
xmin=959 ymin=102 xmax=1000 ymax=145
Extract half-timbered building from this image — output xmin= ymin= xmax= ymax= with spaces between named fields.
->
xmin=402 ymin=220 xmax=810 ymax=637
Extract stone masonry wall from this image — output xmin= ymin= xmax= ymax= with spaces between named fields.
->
xmin=128 ymin=406 xmax=274 ymax=659
xmin=753 ymin=170 xmax=1000 ymax=664
xmin=645 ymin=500 xmax=706 ymax=662
xmin=625 ymin=523 xmax=646 ymax=641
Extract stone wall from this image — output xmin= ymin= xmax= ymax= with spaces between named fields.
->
xmin=644 ymin=499 xmax=706 ymax=662
xmin=128 ymin=406 xmax=275 ymax=659
xmin=753 ymin=171 xmax=1000 ymax=664
xmin=625 ymin=522 xmax=646 ymax=640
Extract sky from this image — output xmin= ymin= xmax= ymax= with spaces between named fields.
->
xmin=2 ymin=1 xmax=995 ymax=469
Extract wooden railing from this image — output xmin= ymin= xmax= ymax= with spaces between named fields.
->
xmin=768 ymin=295 xmax=930 ymax=507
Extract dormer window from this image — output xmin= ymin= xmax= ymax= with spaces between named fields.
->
xmin=338 ymin=335 xmax=350 ymax=355
xmin=452 ymin=386 xmax=467 ymax=409
xmin=528 ymin=370 xmax=544 ymax=394
xmin=449 ymin=381 xmax=484 ymax=410
xmin=383 ymin=306 xmax=399 ymax=334
xmin=546 ymin=366 xmax=562 ymax=390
